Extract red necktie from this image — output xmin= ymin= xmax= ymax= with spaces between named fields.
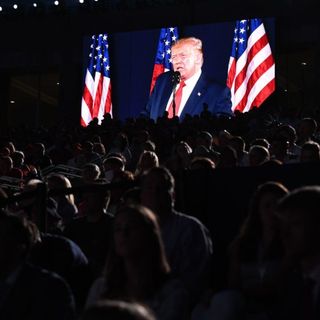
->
xmin=168 ymin=81 xmax=186 ymax=118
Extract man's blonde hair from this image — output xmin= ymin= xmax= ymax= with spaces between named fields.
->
xmin=172 ymin=37 xmax=203 ymax=65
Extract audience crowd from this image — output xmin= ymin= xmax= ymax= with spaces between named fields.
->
xmin=0 ymin=104 xmax=320 ymax=319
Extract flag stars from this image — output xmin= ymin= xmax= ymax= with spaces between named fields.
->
xmin=165 ymin=40 xmax=169 ymax=46
xmin=166 ymin=49 xmax=171 ymax=54
xmin=239 ymin=28 xmax=245 ymax=34
xmin=240 ymin=20 xmax=247 ymax=24
xmin=103 ymin=57 xmax=107 ymax=62
xmin=169 ymin=27 xmax=174 ymax=32
xmin=234 ymin=28 xmax=238 ymax=33
xmin=234 ymin=37 xmax=238 ymax=42
xmin=103 ymin=35 xmax=107 ymax=40
xmin=96 ymin=46 xmax=101 ymax=51
xmin=239 ymin=38 xmax=245 ymax=44
xmin=172 ymin=36 xmax=177 ymax=41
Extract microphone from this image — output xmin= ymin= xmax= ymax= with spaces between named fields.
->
xmin=172 ymin=71 xmax=181 ymax=84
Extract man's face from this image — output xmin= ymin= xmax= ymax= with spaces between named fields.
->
xmin=171 ymin=43 xmax=202 ymax=81
xmin=140 ymin=172 xmax=173 ymax=217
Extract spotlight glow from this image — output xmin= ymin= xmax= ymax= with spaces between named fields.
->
xmin=54 ymin=1 xmax=59 ymax=5
xmin=13 ymin=4 xmax=18 ymax=9
xmin=33 ymin=3 xmax=38 ymax=7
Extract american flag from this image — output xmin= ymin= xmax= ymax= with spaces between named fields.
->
xmin=150 ymin=27 xmax=179 ymax=93
xmin=226 ymin=19 xmax=275 ymax=113
xmin=81 ymin=33 xmax=112 ymax=127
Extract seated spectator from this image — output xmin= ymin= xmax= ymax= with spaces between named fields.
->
xmin=248 ymin=145 xmax=270 ymax=166
xmin=300 ymin=141 xmax=320 ymax=163
xmin=275 ymin=124 xmax=301 ymax=158
xmin=227 ymin=181 xmax=289 ymax=319
xmin=108 ymin=170 xmax=135 ymax=215
xmin=85 ymin=204 xmax=189 ymax=320
xmin=296 ymin=117 xmax=318 ymax=146
xmin=190 ymin=157 xmax=215 ymax=170
xmin=108 ymin=132 xmax=132 ymax=165
xmin=216 ymin=145 xmax=238 ymax=168
xmin=28 ymin=221 xmax=90 ymax=313
xmin=82 ymin=300 xmax=156 ymax=320
xmin=193 ymin=131 xmax=219 ymax=163
xmin=275 ymin=186 xmax=320 ymax=319
xmin=0 ymin=213 xmax=75 ymax=320
xmin=103 ymin=156 xmax=125 ymax=183
xmin=249 ymin=138 xmax=270 ymax=150
xmin=134 ymin=151 xmax=159 ymax=180
xmin=63 ymin=184 xmax=113 ymax=278
xmin=46 ymin=173 xmax=78 ymax=228
xmin=140 ymin=167 xmax=213 ymax=306
xmin=165 ymin=141 xmax=192 ymax=175
xmin=228 ymin=135 xmax=250 ymax=167
xmin=82 ymin=163 xmax=102 ymax=183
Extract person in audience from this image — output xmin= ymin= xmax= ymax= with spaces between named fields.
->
xmin=165 ymin=141 xmax=193 ymax=175
xmin=0 ymin=213 xmax=75 ymax=320
xmin=193 ymin=131 xmax=220 ymax=163
xmin=248 ymin=145 xmax=270 ymax=166
xmin=46 ymin=173 xmax=78 ymax=228
xmin=140 ymin=166 xmax=213 ymax=306
xmin=103 ymin=155 xmax=125 ymax=183
xmin=275 ymin=124 xmax=301 ymax=158
xmin=108 ymin=132 xmax=132 ymax=165
xmin=190 ymin=156 xmax=215 ymax=170
xmin=300 ymin=141 xmax=320 ymax=163
xmin=227 ymin=181 xmax=289 ymax=319
xmin=85 ymin=204 xmax=189 ymax=320
xmin=275 ymin=185 xmax=320 ymax=320
xmin=28 ymin=220 xmax=90 ymax=313
xmin=134 ymin=151 xmax=159 ymax=180
xmin=228 ymin=135 xmax=250 ymax=167
xmin=82 ymin=163 xmax=102 ymax=183
xmin=63 ymin=184 xmax=114 ymax=279
xmin=249 ymin=138 xmax=270 ymax=150
xmin=82 ymin=300 xmax=156 ymax=320
xmin=216 ymin=145 xmax=238 ymax=168
xmin=296 ymin=117 xmax=319 ymax=146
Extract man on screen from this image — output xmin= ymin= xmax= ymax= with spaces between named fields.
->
xmin=145 ymin=37 xmax=233 ymax=121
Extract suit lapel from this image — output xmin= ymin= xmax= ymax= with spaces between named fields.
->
xmin=180 ymin=74 xmax=207 ymax=118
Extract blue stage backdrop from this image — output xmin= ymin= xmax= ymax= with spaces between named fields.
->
xmin=82 ymin=18 xmax=275 ymax=121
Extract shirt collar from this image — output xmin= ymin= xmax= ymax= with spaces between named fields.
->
xmin=184 ymin=69 xmax=202 ymax=87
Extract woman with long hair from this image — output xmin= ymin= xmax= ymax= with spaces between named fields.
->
xmin=227 ymin=181 xmax=289 ymax=319
xmin=85 ymin=204 xmax=189 ymax=320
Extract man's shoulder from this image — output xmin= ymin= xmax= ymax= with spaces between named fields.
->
xmin=154 ymin=71 xmax=174 ymax=86
xmin=172 ymin=210 xmax=207 ymax=229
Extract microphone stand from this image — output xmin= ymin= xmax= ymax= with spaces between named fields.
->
xmin=172 ymin=71 xmax=181 ymax=118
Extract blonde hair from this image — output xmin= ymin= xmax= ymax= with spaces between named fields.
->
xmin=172 ymin=37 xmax=203 ymax=65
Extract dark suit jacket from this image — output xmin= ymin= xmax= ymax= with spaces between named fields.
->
xmin=145 ymin=71 xmax=233 ymax=120
xmin=0 ymin=263 xmax=75 ymax=320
